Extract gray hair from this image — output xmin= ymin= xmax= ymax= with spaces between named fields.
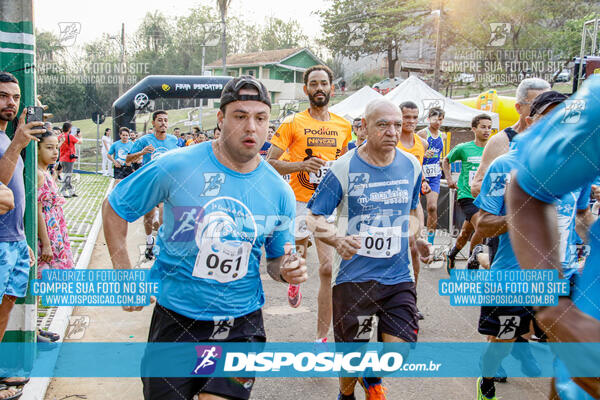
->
xmin=516 ymin=78 xmax=550 ymax=104
xmin=364 ymin=98 xmax=400 ymax=121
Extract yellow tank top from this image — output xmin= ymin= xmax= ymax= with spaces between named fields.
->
xmin=397 ymin=134 xmax=425 ymax=165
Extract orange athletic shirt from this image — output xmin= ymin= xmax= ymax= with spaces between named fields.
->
xmin=270 ymin=109 xmax=352 ymax=202
xmin=397 ymin=133 xmax=425 ymax=165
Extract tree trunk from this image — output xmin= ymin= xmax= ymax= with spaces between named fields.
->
xmin=387 ymin=47 xmax=397 ymax=78
xmin=221 ymin=12 xmax=227 ymax=72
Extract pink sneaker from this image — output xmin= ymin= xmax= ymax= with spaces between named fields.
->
xmin=287 ymin=284 xmax=302 ymax=308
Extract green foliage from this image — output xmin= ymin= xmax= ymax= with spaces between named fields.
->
xmin=351 ymin=72 xmax=384 ymax=89
xmin=318 ymin=0 xmax=429 ymax=77
xmin=259 ymin=17 xmax=309 ymax=51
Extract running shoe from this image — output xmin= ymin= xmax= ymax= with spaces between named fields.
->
xmin=445 ymin=250 xmax=455 ymax=275
xmin=416 ymin=309 xmax=425 ymax=320
xmin=337 ymin=393 xmax=356 ymax=400
xmin=288 ymin=284 xmax=302 ymax=308
xmin=494 ymin=364 xmax=507 ymax=383
xmin=476 ymin=377 xmax=497 ymax=400
xmin=467 ymin=244 xmax=484 ymax=270
xmin=358 ymin=378 xmax=387 ymax=400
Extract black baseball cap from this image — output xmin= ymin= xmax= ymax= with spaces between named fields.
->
xmin=220 ymin=75 xmax=271 ymax=111
xmin=529 ymin=91 xmax=568 ymax=117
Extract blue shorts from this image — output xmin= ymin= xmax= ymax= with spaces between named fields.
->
xmin=0 ymin=240 xmax=30 ymax=302
xmin=426 ymin=175 xmax=441 ymax=193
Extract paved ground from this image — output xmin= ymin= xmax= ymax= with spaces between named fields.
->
xmin=44 ymin=220 xmax=552 ymax=400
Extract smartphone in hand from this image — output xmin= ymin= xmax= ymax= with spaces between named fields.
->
xmin=26 ymin=106 xmax=44 ymax=124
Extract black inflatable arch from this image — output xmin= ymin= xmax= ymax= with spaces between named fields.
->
xmin=111 ymin=75 xmax=232 ymax=140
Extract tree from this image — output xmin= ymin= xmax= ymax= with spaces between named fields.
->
xmin=259 ymin=17 xmax=309 ymax=51
xmin=217 ymin=0 xmax=232 ymax=69
xmin=319 ymin=0 xmax=428 ymax=78
xmin=35 ymin=30 xmax=64 ymax=62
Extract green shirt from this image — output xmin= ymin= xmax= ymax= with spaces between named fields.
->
xmin=446 ymin=140 xmax=484 ymax=200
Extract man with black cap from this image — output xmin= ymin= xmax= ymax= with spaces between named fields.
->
xmin=103 ymin=75 xmax=307 ymax=400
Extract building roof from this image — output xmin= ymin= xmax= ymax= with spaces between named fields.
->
xmin=206 ymin=47 xmax=322 ymax=68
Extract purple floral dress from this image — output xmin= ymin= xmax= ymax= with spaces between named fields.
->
xmin=38 ymin=170 xmax=74 ymax=278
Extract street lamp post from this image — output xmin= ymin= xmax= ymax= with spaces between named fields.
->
xmin=432 ymin=4 xmax=443 ymax=91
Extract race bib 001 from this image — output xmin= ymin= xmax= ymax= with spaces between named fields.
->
xmin=193 ymin=240 xmax=251 ymax=283
xmin=423 ymin=163 xmax=440 ymax=178
xmin=356 ymin=225 xmax=402 ymax=258
xmin=309 ymin=161 xmax=334 ymax=184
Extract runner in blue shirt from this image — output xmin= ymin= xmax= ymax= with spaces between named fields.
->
xmin=307 ymin=98 xmax=429 ymax=400
xmin=418 ymin=107 xmax=445 ymax=246
xmin=103 ymin=76 xmax=306 ymax=400
xmin=107 ymin=127 xmax=134 ymax=183
xmin=126 ymin=110 xmax=180 ymax=260
xmin=508 ymin=75 xmax=600 ymax=400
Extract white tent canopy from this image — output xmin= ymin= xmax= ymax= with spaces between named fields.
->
xmin=329 ymin=86 xmax=383 ymax=121
xmin=384 ymin=76 xmax=500 ymax=129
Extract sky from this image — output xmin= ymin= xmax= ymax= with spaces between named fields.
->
xmin=34 ymin=0 xmax=328 ymax=46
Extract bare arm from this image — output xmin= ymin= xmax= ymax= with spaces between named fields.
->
xmin=266 ymin=244 xmax=308 ymax=285
xmin=507 ymin=178 xmax=600 ymax=397
xmin=471 ymin=133 xmax=508 ymax=197
xmin=0 ymin=183 xmax=14 ymax=214
xmin=442 ymin=157 xmax=456 ymax=189
xmin=307 ymin=211 xmax=361 ymax=259
xmin=266 ymin=144 xmax=325 ymax=175
xmin=475 ymin=210 xmax=507 ymax=237
xmin=106 ymin=152 xmax=120 ymax=167
xmin=0 ymin=111 xmax=44 ymax=184
xmin=102 ymin=198 xmax=132 ymax=270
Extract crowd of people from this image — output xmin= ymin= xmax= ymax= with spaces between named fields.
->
xmin=1 ymin=62 xmax=600 ymax=400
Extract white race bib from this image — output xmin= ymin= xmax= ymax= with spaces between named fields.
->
xmin=193 ymin=240 xmax=251 ymax=283
xmin=423 ymin=163 xmax=440 ymax=178
xmin=282 ymin=174 xmax=291 ymax=183
xmin=309 ymin=161 xmax=334 ymax=184
xmin=468 ymin=170 xmax=477 ymax=186
xmin=356 ymin=225 xmax=402 ymax=258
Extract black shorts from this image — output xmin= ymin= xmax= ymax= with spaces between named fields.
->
xmin=478 ymin=305 xmax=534 ymax=340
xmin=332 ymin=281 xmax=419 ymax=343
xmin=457 ymin=197 xmax=479 ymax=222
xmin=141 ymin=303 xmax=266 ymax=400
xmin=132 ymin=162 xmax=143 ymax=171
xmin=485 ymin=237 xmax=500 ymax=264
xmin=113 ymin=165 xmax=133 ymax=180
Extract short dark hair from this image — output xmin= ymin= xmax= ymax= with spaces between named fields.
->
xmin=0 ymin=71 xmax=18 ymax=84
xmin=174 ymin=127 xmax=180 ymax=131
xmin=303 ymin=65 xmax=334 ymax=86
xmin=472 ymin=113 xmax=492 ymax=128
xmin=152 ymin=110 xmax=167 ymax=121
xmin=428 ymin=107 xmax=445 ymax=118
xmin=399 ymin=101 xmax=419 ymax=112
xmin=104 ymin=128 xmax=111 ymax=133
xmin=62 ymin=122 xmax=72 ymax=133
xmin=119 ymin=127 xmax=130 ymax=134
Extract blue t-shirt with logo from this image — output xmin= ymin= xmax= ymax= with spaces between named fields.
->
xmin=557 ymin=185 xmax=591 ymax=279
xmin=108 ymin=142 xmax=296 ymax=320
xmin=474 ymin=152 xmax=520 ymax=270
xmin=129 ymin=133 xmax=179 ymax=166
xmin=108 ymin=140 xmax=133 ymax=164
xmin=307 ymin=148 xmax=422 ymax=286
xmin=0 ymin=131 xmax=25 ymax=241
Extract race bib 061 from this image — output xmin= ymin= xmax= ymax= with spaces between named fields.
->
xmin=193 ymin=240 xmax=251 ymax=283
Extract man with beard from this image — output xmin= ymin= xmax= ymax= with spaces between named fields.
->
xmin=0 ymin=71 xmax=43 ymax=400
xmin=126 ymin=110 xmax=178 ymax=260
xmin=267 ymin=65 xmax=352 ymax=342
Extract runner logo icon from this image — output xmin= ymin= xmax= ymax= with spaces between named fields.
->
xmin=497 ymin=315 xmax=520 ymax=340
xmin=201 ymin=173 xmax=226 ymax=196
xmin=192 ymin=345 xmax=222 ymax=375
xmin=354 ymin=316 xmax=375 ymax=340
xmin=211 ymin=317 xmax=234 ymax=340
xmin=487 ymin=23 xmax=511 ymax=47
